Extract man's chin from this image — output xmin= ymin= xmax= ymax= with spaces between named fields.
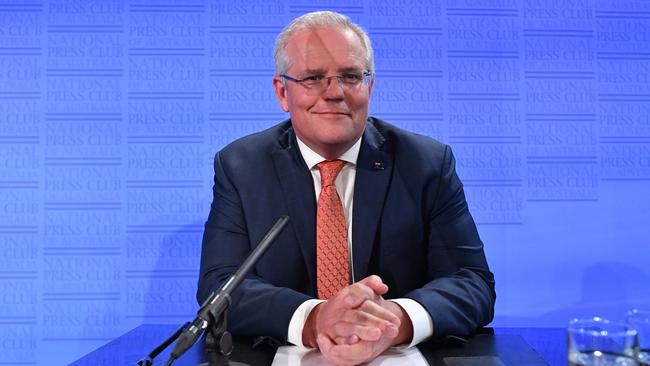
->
xmin=318 ymin=132 xmax=362 ymax=152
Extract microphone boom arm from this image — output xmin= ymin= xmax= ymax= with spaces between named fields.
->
xmin=165 ymin=215 xmax=290 ymax=365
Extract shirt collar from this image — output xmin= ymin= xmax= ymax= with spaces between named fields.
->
xmin=296 ymin=136 xmax=362 ymax=169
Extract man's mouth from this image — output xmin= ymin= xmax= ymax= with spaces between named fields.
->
xmin=313 ymin=111 xmax=350 ymax=115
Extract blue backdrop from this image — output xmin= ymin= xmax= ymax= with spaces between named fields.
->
xmin=1 ymin=0 xmax=649 ymax=364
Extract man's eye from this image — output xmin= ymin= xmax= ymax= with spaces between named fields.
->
xmin=341 ymin=73 xmax=362 ymax=82
xmin=303 ymin=75 xmax=324 ymax=82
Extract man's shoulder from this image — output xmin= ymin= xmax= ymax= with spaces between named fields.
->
xmin=368 ymin=116 xmax=448 ymax=158
xmin=218 ymin=119 xmax=292 ymax=157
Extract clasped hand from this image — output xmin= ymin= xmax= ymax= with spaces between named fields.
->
xmin=304 ymin=275 xmax=412 ymax=365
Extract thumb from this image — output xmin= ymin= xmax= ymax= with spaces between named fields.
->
xmin=358 ymin=275 xmax=389 ymax=296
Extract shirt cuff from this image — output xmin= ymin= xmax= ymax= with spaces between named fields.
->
xmin=287 ymin=299 xmax=325 ymax=348
xmin=389 ymin=298 xmax=434 ymax=348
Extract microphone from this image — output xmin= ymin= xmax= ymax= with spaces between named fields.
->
xmin=168 ymin=215 xmax=290 ymax=362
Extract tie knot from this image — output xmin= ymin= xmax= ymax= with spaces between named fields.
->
xmin=316 ymin=160 xmax=345 ymax=187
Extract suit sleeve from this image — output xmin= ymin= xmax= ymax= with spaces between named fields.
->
xmin=196 ymin=151 xmax=311 ymax=343
xmin=404 ymin=145 xmax=496 ymax=340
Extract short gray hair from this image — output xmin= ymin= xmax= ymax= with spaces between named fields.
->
xmin=273 ymin=11 xmax=375 ymax=75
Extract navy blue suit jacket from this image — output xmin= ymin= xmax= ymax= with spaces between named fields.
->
xmin=197 ymin=117 xmax=495 ymax=344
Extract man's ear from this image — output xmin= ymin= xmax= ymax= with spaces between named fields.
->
xmin=273 ymin=76 xmax=290 ymax=112
xmin=367 ymin=75 xmax=375 ymax=95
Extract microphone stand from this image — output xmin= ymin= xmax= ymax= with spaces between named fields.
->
xmin=200 ymin=307 xmax=236 ymax=366
xmin=137 ymin=322 xmax=189 ymax=366
xmin=138 ymin=216 xmax=290 ymax=366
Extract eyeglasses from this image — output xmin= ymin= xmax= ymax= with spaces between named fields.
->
xmin=280 ymin=71 xmax=372 ymax=94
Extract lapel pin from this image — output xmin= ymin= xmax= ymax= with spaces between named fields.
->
xmin=373 ymin=161 xmax=385 ymax=170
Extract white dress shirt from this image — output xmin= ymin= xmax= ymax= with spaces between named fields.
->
xmin=286 ymin=136 xmax=434 ymax=348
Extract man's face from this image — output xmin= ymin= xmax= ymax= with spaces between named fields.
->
xmin=273 ymin=26 xmax=373 ymax=159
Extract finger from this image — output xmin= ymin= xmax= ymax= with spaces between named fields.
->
xmin=358 ymin=274 xmax=383 ymax=286
xmin=318 ymin=335 xmax=361 ymax=366
xmin=316 ymin=333 xmax=334 ymax=354
xmin=340 ymin=283 xmax=378 ymax=309
xmin=334 ymin=335 xmax=359 ymax=345
xmin=336 ymin=308 xmax=398 ymax=339
xmin=327 ymin=341 xmax=379 ymax=365
xmin=340 ymin=276 xmax=391 ymax=310
xmin=357 ymin=300 xmax=401 ymax=326
xmin=332 ymin=321 xmax=382 ymax=341
xmin=340 ymin=304 xmax=399 ymax=329
xmin=358 ymin=275 xmax=389 ymax=296
xmin=317 ymin=335 xmax=350 ymax=365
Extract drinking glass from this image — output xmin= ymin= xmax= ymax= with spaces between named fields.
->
xmin=567 ymin=317 xmax=639 ymax=366
xmin=627 ymin=310 xmax=650 ymax=365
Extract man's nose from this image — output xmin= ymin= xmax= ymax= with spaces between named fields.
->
xmin=323 ymin=76 xmax=345 ymax=98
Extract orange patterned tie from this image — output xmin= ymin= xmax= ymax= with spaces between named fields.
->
xmin=316 ymin=160 xmax=350 ymax=300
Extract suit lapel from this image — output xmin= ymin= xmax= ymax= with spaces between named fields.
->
xmin=352 ymin=122 xmax=392 ymax=282
xmin=271 ymin=127 xmax=317 ymax=293
xmin=270 ymin=120 xmax=393 ymax=288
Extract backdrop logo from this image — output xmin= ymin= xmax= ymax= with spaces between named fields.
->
xmin=2 ymin=2 xmax=650 ymax=364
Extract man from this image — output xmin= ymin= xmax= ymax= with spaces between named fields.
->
xmin=198 ymin=11 xmax=495 ymax=365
